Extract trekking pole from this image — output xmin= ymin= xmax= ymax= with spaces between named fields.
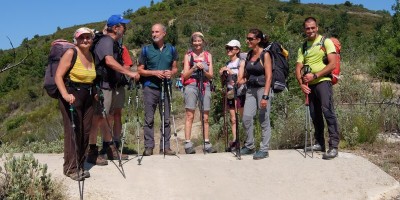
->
xmin=120 ymin=79 xmax=133 ymax=161
xmin=161 ymin=79 xmax=166 ymax=158
xmin=167 ymin=79 xmax=180 ymax=154
xmin=133 ymin=81 xmax=144 ymax=165
xmin=97 ymin=86 xmax=125 ymax=173
xmin=197 ymin=69 xmax=206 ymax=154
xmin=302 ymin=65 xmax=313 ymax=158
xmin=69 ymin=104 xmax=84 ymax=200
xmin=221 ymin=71 xmax=229 ymax=152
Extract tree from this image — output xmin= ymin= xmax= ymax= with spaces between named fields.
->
xmin=344 ymin=1 xmax=352 ymax=7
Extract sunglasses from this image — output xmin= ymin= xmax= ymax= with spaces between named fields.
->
xmin=225 ymin=46 xmax=238 ymax=51
xmin=246 ymin=37 xmax=257 ymax=41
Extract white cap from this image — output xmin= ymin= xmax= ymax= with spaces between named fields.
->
xmin=226 ymin=39 xmax=241 ymax=49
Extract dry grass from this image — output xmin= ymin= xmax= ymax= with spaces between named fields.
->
xmin=350 ymin=138 xmax=400 ymax=182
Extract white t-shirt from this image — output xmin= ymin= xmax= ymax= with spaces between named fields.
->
xmin=226 ymin=58 xmax=240 ymax=75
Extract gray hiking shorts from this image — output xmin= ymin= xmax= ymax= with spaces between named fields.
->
xmin=94 ymin=86 xmax=125 ymax=115
xmin=184 ymin=83 xmax=211 ymax=111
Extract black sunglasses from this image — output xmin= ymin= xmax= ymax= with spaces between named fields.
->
xmin=246 ymin=37 xmax=257 ymax=41
xmin=225 ymin=46 xmax=238 ymax=51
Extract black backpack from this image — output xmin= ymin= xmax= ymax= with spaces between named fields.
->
xmin=91 ymin=32 xmax=127 ymax=87
xmin=43 ymin=39 xmax=77 ymax=98
xmin=263 ymin=42 xmax=289 ymax=93
xmin=245 ymin=42 xmax=289 ymax=93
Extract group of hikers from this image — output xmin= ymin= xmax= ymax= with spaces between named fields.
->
xmin=54 ymin=14 xmax=340 ymax=182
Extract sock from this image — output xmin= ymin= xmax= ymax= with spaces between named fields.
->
xmin=89 ymin=144 xmax=97 ymax=150
xmin=102 ymin=141 xmax=108 ymax=149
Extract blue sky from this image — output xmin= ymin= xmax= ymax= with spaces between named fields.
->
xmin=0 ymin=0 xmax=395 ymax=50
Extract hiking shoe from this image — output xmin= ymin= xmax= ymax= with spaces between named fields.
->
xmin=99 ymin=147 xmax=107 ymax=155
xmin=106 ymin=144 xmax=129 ymax=160
xmin=204 ymin=146 xmax=217 ymax=153
xmin=66 ymin=172 xmax=85 ymax=181
xmin=87 ymin=146 xmax=108 ymax=166
xmin=253 ymin=151 xmax=269 ymax=160
xmin=185 ymin=146 xmax=196 ymax=154
xmin=322 ymin=148 xmax=338 ymax=160
xmin=240 ymin=147 xmax=255 ymax=155
xmin=305 ymin=143 xmax=325 ymax=152
xmin=82 ymin=170 xmax=90 ymax=178
xmin=159 ymin=148 xmax=176 ymax=155
xmin=143 ymin=147 xmax=153 ymax=156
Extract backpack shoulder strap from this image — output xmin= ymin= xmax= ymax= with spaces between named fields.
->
xmin=204 ymin=51 xmax=209 ymax=64
xmin=302 ymin=41 xmax=308 ymax=55
xmin=65 ymin=48 xmax=78 ymax=78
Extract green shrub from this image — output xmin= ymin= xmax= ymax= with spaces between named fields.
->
xmin=0 ymin=153 xmax=65 ymax=199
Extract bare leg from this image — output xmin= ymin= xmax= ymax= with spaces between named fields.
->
xmin=185 ymin=109 xmax=195 ymax=140
xmin=204 ymin=111 xmax=210 ymax=140
xmin=229 ymin=108 xmax=236 ymax=141
xmin=113 ymin=108 xmax=123 ymax=141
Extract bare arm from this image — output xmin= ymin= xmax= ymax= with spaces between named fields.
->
xmin=182 ymin=54 xmax=194 ymax=81
xmin=204 ymin=53 xmax=214 ymax=80
xmin=105 ymin=56 xmax=139 ymax=80
xmin=55 ymin=48 xmax=75 ymax=104
xmin=263 ymin=52 xmax=273 ymax=96
xmin=237 ymin=60 xmax=246 ymax=85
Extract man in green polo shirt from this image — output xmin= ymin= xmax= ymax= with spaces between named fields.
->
xmin=295 ymin=17 xmax=340 ymax=160
xmin=138 ymin=23 xmax=179 ymax=156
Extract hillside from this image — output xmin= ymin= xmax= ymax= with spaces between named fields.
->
xmin=0 ymin=0 xmax=394 ymax=146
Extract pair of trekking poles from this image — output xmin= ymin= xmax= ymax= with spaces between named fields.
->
xmin=221 ymin=71 xmax=241 ymax=160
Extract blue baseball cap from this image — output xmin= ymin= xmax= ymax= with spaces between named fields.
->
xmin=107 ymin=15 xmax=131 ymax=27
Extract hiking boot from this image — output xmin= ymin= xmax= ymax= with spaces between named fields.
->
xmin=160 ymin=148 xmax=176 ymax=155
xmin=253 ymin=151 xmax=269 ymax=160
xmin=106 ymin=144 xmax=129 ymax=160
xmin=240 ymin=147 xmax=255 ymax=155
xmin=87 ymin=146 xmax=108 ymax=166
xmin=185 ymin=146 xmax=196 ymax=154
xmin=322 ymin=148 xmax=338 ymax=160
xmin=305 ymin=143 xmax=325 ymax=152
xmin=204 ymin=146 xmax=217 ymax=153
xmin=143 ymin=147 xmax=153 ymax=156
xmin=66 ymin=172 xmax=85 ymax=181
xmin=99 ymin=147 xmax=107 ymax=155
xmin=81 ymin=169 xmax=90 ymax=178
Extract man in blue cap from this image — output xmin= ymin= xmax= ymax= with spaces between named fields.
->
xmin=87 ymin=14 xmax=139 ymax=165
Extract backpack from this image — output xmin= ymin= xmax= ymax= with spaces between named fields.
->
xmin=245 ymin=42 xmax=289 ymax=93
xmin=302 ymin=36 xmax=341 ymax=85
xmin=43 ymin=39 xmax=77 ymax=98
xmin=91 ymin=32 xmax=127 ymax=87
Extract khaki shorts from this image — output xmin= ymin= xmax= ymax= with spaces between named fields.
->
xmin=184 ymin=83 xmax=211 ymax=111
xmin=94 ymin=86 xmax=125 ymax=115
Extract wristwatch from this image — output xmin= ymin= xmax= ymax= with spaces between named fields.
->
xmin=313 ymin=73 xmax=318 ymax=79
xmin=262 ymin=95 xmax=269 ymax=100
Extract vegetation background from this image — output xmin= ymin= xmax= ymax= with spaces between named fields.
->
xmin=0 ymin=0 xmax=399 ymax=197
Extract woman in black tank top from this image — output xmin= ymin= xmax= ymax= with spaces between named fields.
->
xmin=239 ymin=28 xmax=273 ymax=160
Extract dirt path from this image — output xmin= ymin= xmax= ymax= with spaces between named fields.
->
xmin=25 ymin=151 xmax=400 ymax=200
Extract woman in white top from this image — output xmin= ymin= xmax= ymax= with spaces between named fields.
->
xmin=219 ymin=40 xmax=246 ymax=151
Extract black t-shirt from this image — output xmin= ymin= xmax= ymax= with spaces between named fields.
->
xmin=93 ymin=35 xmax=123 ymax=89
